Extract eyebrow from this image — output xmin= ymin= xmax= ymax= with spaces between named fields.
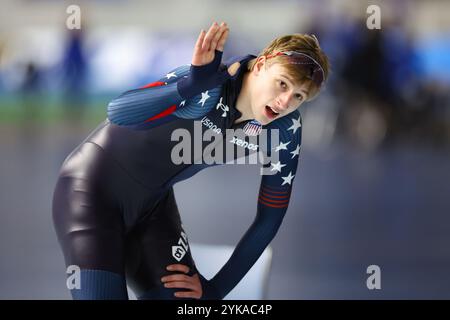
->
xmin=279 ymin=74 xmax=309 ymax=100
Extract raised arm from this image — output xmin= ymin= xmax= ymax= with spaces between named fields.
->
xmin=107 ymin=22 xmax=242 ymax=128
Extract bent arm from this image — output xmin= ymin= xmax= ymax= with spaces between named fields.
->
xmin=204 ymin=201 xmax=288 ymax=299
xmin=201 ymin=113 xmax=303 ymax=299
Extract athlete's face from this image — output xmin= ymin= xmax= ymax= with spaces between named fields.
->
xmin=249 ymin=57 xmax=309 ymax=125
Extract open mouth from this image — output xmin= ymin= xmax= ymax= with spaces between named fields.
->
xmin=265 ymin=105 xmax=280 ymax=119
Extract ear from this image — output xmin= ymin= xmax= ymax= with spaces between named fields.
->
xmin=252 ymin=56 xmax=267 ymax=76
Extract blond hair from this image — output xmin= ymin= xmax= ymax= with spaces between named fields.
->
xmin=248 ymin=34 xmax=330 ymax=100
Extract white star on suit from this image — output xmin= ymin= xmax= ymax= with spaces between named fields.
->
xmin=179 ymin=100 xmax=186 ymax=107
xmin=281 ymin=171 xmax=295 ymax=186
xmin=288 ymin=116 xmax=302 ymax=134
xmin=290 ymin=144 xmax=300 ymax=159
xmin=270 ymin=161 xmax=286 ymax=173
xmin=275 ymin=141 xmax=291 ymax=152
xmin=166 ymin=72 xmax=177 ymax=79
xmin=198 ymin=91 xmax=210 ymax=107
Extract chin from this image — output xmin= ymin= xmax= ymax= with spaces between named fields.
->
xmin=251 ymin=105 xmax=274 ymax=125
xmin=253 ymin=112 xmax=269 ymax=125
xmin=259 ymin=118 xmax=271 ymax=126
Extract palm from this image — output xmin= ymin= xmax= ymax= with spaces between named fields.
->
xmin=192 ymin=50 xmax=215 ymax=66
xmin=191 ymin=22 xmax=229 ymax=66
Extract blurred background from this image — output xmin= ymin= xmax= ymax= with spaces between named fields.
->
xmin=1 ymin=0 xmax=450 ymax=299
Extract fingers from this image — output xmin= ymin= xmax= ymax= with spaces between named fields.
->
xmin=216 ymin=27 xmax=229 ymax=52
xmin=161 ymin=269 xmax=203 ymax=299
xmin=202 ymin=22 xmax=219 ymax=51
xmin=163 ymin=280 xmax=197 ymax=291
xmin=194 ymin=29 xmax=206 ymax=51
xmin=166 ymin=264 xmax=190 ymax=274
xmin=191 ymin=22 xmax=229 ymax=66
xmin=161 ymin=274 xmax=191 ymax=283
xmin=202 ymin=21 xmax=228 ymax=52
xmin=174 ymin=290 xmax=201 ymax=299
xmin=211 ymin=22 xmax=228 ymax=52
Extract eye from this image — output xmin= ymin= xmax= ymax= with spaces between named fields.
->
xmin=295 ymin=93 xmax=304 ymax=102
xmin=279 ymin=80 xmax=287 ymax=89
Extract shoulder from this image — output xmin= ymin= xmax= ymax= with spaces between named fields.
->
xmin=258 ymin=111 xmax=303 ymax=194
xmin=264 ymin=110 xmax=303 ymax=146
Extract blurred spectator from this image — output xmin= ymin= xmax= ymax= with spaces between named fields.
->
xmin=61 ymin=29 xmax=87 ymax=123
xmin=324 ymin=16 xmax=450 ymax=150
xmin=19 ymin=61 xmax=42 ymax=140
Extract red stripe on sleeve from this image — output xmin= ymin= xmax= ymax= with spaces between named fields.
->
xmin=261 ymin=186 xmax=290 ymax=195
xmin=260 ymin=190 xmax=290 ymax=200
xmin=144 ymin=105 xmax=177 ymax=122
xmin=140 ymin=81 xmax=167 ymax=89
xmin=258 ymin=198 xmax=289 ymax=208
xmin=259 ymin=195 xmax=290 ymax=204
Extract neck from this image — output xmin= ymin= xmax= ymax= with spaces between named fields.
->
xmin=234 ymin=72 xmax=254 ymax=124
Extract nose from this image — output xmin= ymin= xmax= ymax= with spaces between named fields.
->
xmin=275 ymin=93 xmax=292 ymax=111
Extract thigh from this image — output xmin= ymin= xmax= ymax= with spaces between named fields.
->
xmin=53 ymin=175 xmax=126 ymax=275
xmin=124 ymin=188 xmax=198 ymax=299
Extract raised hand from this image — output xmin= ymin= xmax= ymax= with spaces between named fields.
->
xmin=177 ymin=22 xmax=240 ymax=99
xmin=191 ymin=21 xmax=229 ymax=67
